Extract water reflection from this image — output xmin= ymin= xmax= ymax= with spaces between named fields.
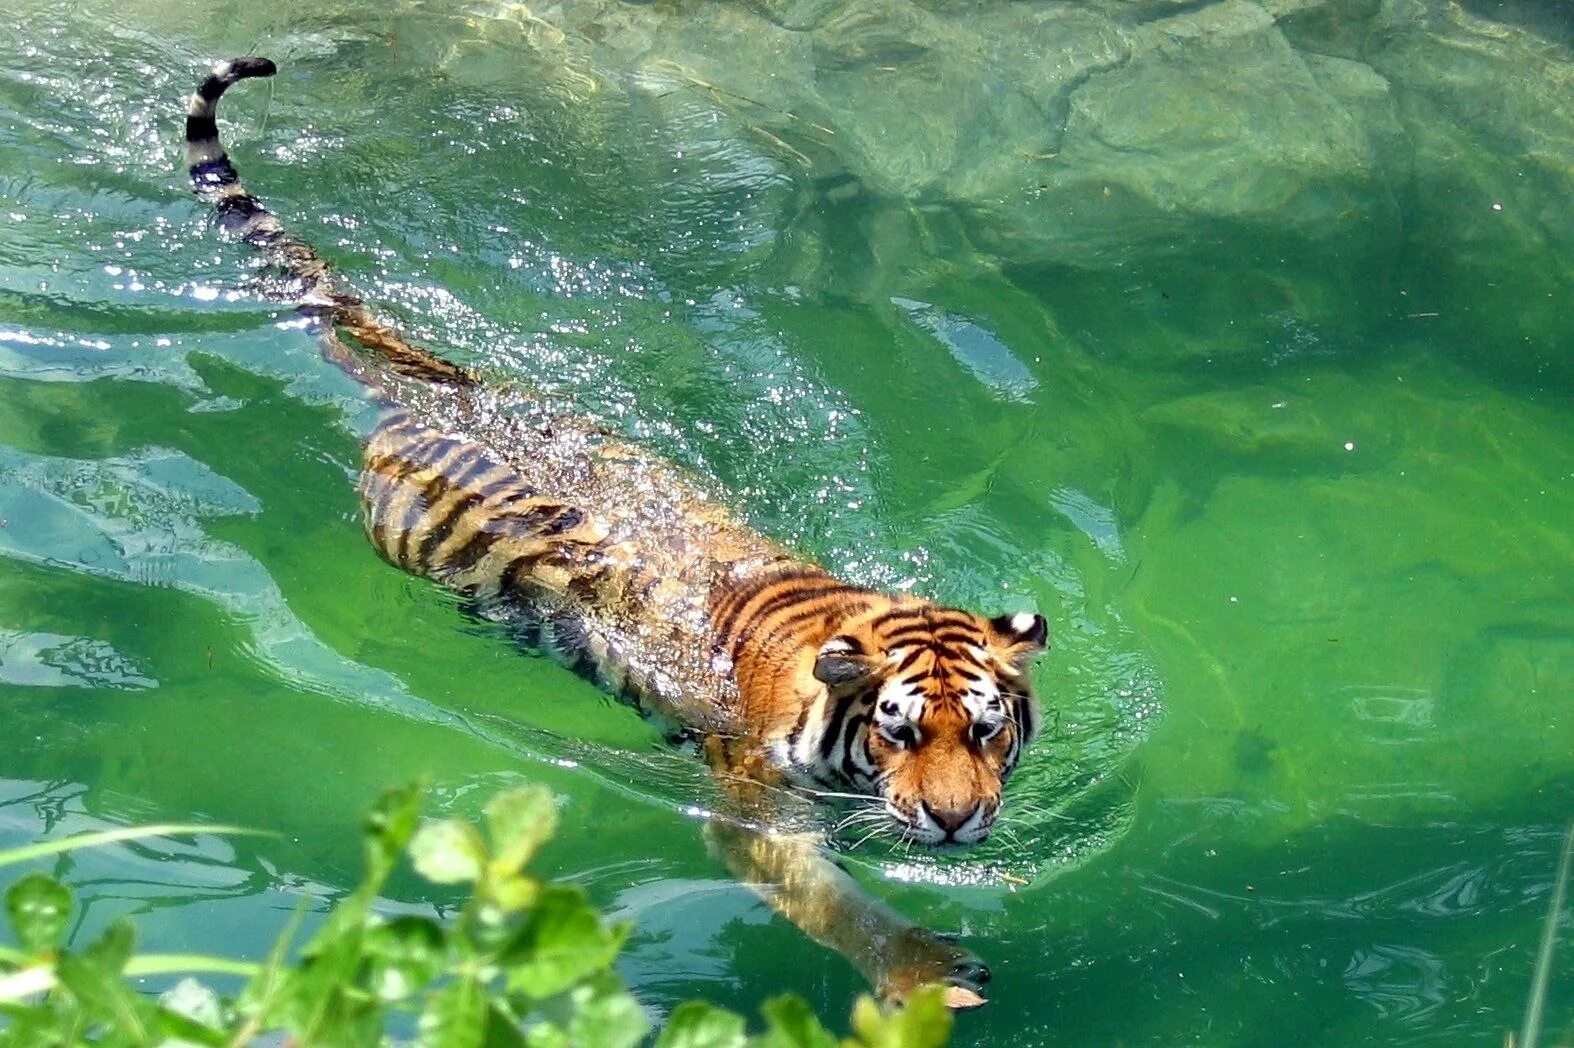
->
xmin=0 ymin=630 xmax=156 ymax=691
xmin=0 ymin=778 xmax=309 ymax=953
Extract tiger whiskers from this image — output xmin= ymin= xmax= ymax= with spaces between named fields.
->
xmin=798 ymin=786 xmax=883 ymax=803
xmin=832 ymin=808 xmax=887 ymax=834
xmin=992 ymin=824 xmax=1024 ymax=851
xmin=1006 ymin=800 xmax=1071 ymax=823
xmin=845 ymin=823 xmax=896 ymax=852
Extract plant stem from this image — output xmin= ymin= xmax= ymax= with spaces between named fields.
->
xmin=1519 ymin=822 xmax=1574 ymax=1048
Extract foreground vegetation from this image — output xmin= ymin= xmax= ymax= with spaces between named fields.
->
xmin=0 ymin=784 xmax=951 ymax=1046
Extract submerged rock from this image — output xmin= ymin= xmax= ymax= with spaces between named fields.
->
xmin=441 ymin=0 xmax=1570 ymax=378
xmin=988 ymin=0 xmax=1400 ymax=266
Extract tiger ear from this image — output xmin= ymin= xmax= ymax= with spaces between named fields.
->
xmin=813 ymin=636 xmax=880 ymax=689
xmin=988 ymin=611 xmax=1049 ymax=670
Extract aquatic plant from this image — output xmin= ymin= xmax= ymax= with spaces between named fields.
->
xmin=0 ymin=784 xmax=951 ymax=1046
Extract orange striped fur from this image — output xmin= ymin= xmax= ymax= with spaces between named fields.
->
xmin=354 ymin=401 xmax=1047 ymax=844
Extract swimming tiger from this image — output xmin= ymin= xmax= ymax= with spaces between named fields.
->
xmin=187 ymin=57 xmax=1048 ymax=1008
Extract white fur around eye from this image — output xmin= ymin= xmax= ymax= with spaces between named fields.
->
xmin=877 ymin=679 xmax=926 ymax=723
xmin=960 ymin=678 xmax=1003 ymax=722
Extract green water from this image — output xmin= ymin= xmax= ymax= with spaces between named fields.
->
xmin=1 ymin=0 xmax=1571 ymax=1042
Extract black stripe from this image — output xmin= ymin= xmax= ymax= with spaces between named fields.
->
xmin=840 ymin=716 xmax=871 ymax=782
xmin=540 ymin=506 xmax=584 ymax=536
xmin=711 ymin=567 xmax=828 ymax=642
xmin=440 ymin=521 xmax=504 ymax=574
xmin=820 ymin=693 xmax=860 ymax=764
xmin=377 ymin=454 xmax=426 ymax=484
xmin=721 ymin=582 xmax=853 ymax=656
xmin=189 ymin=157 xmax=237 ymax=191
xmin=420 ymin=473 xmax=452 ymax=507
xmin=940 ymin=645 xmax=989 ymax=670
xmin=785 ymin=704 xmax=814 ymax=755
xmin=895 ymin=647 xmax=927 ymax=672
xmin=445 ymin=452 xmax=495 ymax=491
xmin=740 ymin=592 xmax=864 ymax=661
xmin=197 ymin=76 xmax=231 ymax=103
xmin=1020 ymin=699 xmax=1040 ymax=741
xmin=500 ymin=553 xmax=539 ymax=595
xmin=497 ymin=502 xmax=580 ymax=537
xmin=426 ymin=439 xmax=474 ymax=479
xmin=873 ymin=606 xmax=929 ymax=625
xmin=718 ymin=565 xmax=830 ymax=613
xmin=392 ymin=491 xmax=430 ymax=566
xmin=858 ymin=736 xmax=878 ymax=784
xmin=417 ymin=494 xmax=482 ymax=568
xmin=1009 ymin=698 xmax=1029 ymax=742
xmin=880 ymin=624 xmax=943 ymax=647
xmin=214 ymin=193 xmax=266 ymax=234
xmin=416 ymin=437 xmax=463 ymax=467
xmin=185 ymin=114 xmax=220 ymax=142
xmin=475 ymin=476 xmax=535 ymax=504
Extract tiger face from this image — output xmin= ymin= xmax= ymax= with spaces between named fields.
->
xmin=812 ymin=606 xmax=1047 ymax=845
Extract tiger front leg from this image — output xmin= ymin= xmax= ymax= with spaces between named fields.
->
xmin=701 ymin=817 xmax=990 ymax=1008
xmin=700 ymin=737 xmax=990 ymax=1009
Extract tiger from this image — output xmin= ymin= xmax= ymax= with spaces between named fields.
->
xmin=186 ymin=57 xmax=1048 ymax=1009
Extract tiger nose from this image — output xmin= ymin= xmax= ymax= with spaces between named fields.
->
xmin=926 ymin=801 xmax=980 ymax=835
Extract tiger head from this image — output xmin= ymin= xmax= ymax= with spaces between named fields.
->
xmin=812 ymin=604 xmax=1047 ymax=846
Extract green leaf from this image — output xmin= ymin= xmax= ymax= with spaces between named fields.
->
xmin=363 ymin=916 xmax=445 ymax=1003
xmin=257 ymin=788 xmax=420 ymax=1043
xmin=410 ymin=819 xmax=488 ymax=885
xmin=0 ymin=785 xmax=933 ymax=1048
xmin=286 ymin=967 xmax=381 ymax=1048
xmin=484 ymin=1001 xmax=530 ymax=1047
xmin=366 ymin=782 xmax=425 ymax=877
xmin=846 ymin=988 xmax=951 ymax=1048
xmin=502 ymin=886 xmax=626 ymax=999
xmin=4 ymin=873 xmax=71 ymax=954
xmin=83 ymin=916 xmax=135 ymax=973
xmin=757 ymin=995 xmax=838 ymax=1048
xmin=0 ymin=999 xmax=83 ymax=1046
xmin=147 ymin=1007 xmax=231 ymax=1047
xmin=55 ymin=921 xmax=152 ymax=1042
xmin=282 ymin=905 xmax=382 ymax=1046
xmin=564 ymin=973 xmax=648 ymax=1048
xmin=655 ymin=1001 xmax=747 ymax=1048
xmin=484 ymin=786 xmax=557 ymax=876
xmin=234 ymin=897 xmax=307 ymax=1030
xmin=418 ymin=973 xmax=488 ymax=1048
xmin=523 ymin=1021 xmax=571 ymax=1048
xmin=488 ymin=874 xmax=540 ymax=914
xmin=149 ymin=1006 xmax=232 ymax=1047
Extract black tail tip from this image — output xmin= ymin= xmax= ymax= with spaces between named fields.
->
xmin=224 ymin=56 xmax=277 ymax=81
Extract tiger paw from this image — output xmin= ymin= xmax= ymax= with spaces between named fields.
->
xmin=878 ymin=947 xmax=992 ymax=1010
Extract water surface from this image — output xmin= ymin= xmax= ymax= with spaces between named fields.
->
xmin=1 ymin=0 xmax=1571 ymax=1043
